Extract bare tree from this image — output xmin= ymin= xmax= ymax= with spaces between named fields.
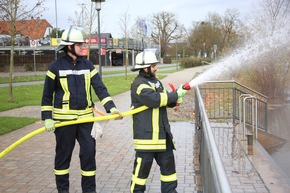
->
xmin=68 ymin=1 xmax=98 ymax=60
xmin=150 ymin=11 xmax=185 ymax=59
xmin=0 ymin=0 xmax=46 ymax=101
xmin=250 ymin=0 xmax=290 ymax=35
xmin=220 ymin=9 xmax=243 ymax=49
xmin=238 ymin=0 xmax=290 ymax=102
xmin=118 ymin=9 xmax=131 ymax=79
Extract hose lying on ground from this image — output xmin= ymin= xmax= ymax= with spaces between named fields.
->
xmin=0 ymin=105 xmax=148 ymax=159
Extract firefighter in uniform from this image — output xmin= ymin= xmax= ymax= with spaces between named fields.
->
xmin=41 ymin=28 xmax=122 ymax=193
xmin=130 ymin=51 xmax=187 ymax=193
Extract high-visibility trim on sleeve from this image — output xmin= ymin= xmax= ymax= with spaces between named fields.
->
xmin=101 ymin=96 xmax=113 ymax=106
xmin=159 ymin=91 xmax=168 ymax=107
xmin=41 ymin=106 xmax=53 ymax=111
xmin=90 ymin=68 xmax=98 ymax=77
xmin=47 ymin=70 xmax=56 ymax=80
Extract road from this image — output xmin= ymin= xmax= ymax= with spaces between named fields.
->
xmin=0 ymin=63 xmax=178 ymax=87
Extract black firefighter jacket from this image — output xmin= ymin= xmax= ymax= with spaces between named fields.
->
xmin=41 ymin=54 xmax=116 ymax=121
xmin=130 ymin=70 xmax=179 ymax=152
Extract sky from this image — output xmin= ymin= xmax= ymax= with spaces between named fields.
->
xmin=35 ymin=0 xmax=257 ymax=38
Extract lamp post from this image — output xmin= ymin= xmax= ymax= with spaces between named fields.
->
xmin=91 ymin=0 xmax=105 ymax=79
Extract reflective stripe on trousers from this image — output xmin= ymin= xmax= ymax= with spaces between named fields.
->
xmin=130 ymin=140 xmax=177 ymax=193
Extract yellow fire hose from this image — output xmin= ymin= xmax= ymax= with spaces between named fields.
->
xmin=0 ymin=105 xmax=148 ymax=159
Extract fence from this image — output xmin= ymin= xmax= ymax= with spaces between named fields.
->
xmin=194 ymin=85 xmax=232 ymax=193
xmin=198 ymin=81 xmax=268 ymax=131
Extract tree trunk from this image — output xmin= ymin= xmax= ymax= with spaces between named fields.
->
xmin=9 ymin=37 xmax=15 ymax=102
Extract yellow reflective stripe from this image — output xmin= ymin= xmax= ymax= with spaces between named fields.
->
xmin=133 ymin=139 xmax=166 ymax=150
xmin=81 ymin=170 xmax=96 ymax=176
xmin=53 ymin=108 xmax=93 ymax=115
xmin=54 ymin=168 xmax=70 ymax=175
xmin=133 ymin=139 xmax=166 ymax=145
xmin=132 ymin=175 xmax=146 ymax=185
xmin=52 ymin=108 xmax=94 ymax=120
xmin=59 ymin=75 xmax=70 ymax=110
xmin=90 ymin=68 xmax=98 ymax=77
xmin=53 ymin=113 xmax=94 ymax=120
xmin=84 ymin=73 xmax=91 ymax=107
xmin=47 ymin=70 xmax=56 ymax=80
xmin=41 ymin=106 xmax=53 ymax=111
xmin=136 ymin=84 xmax=153 ymax=95
xmin=134 ymin=144 xmax=166 ymax=150
xmin=159 ymin=91 xmax=168 ymax=106
xmin=152 ymin=108 xmax=159 ymax=140
xmin=101 ymin=96 xmax=113 ymax=106
xmin=131 ymin=157 xmax=147 ymax=192
xmin=160 ymin=173 xmax=177 ymax=182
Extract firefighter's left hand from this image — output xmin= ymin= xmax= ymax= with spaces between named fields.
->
xmin=177 ymin=84 xmax=187 ymax=97
xmin=110 ymin=107 xmax=123 ymax=120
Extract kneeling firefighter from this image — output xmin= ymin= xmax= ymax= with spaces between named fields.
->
xmin=130 ymin=51 xmax=187 ymax=193
xmin=41 ymin=28 xmax=122 ymax=193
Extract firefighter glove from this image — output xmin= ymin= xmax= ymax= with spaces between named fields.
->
xmin=177 ymin=84 xmax=187 ymax=97
xmin=177 ymin=96 xmax=183 ymax=104
xmin=110 ymin=107 xmax=123 ymax=120
xmin=91 ymin=122 xmax=103 ymax=139
xmin=45 ymin=119 xmax=60 ymax=132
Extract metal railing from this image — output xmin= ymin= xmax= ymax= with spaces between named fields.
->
xmin=194 ymin=80 xmax=268 ymax=192
xmin=198 ymin=80 xmax=268 ymax=131
xmin=194 ymin=85 xmax=232 ymax=193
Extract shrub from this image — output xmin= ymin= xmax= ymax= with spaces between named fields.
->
xmin=179 ymin=57 xmax=211 ymax=68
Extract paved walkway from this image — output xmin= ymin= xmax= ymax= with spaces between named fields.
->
xmin=0 ymin=66 xmax=208 ymax=193
xmin=1 ymin=65 xmax=289 ymax=193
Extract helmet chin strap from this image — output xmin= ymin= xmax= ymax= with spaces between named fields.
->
xmin=68 ymin=44 xmax=81 ymax=58
xmin=146 ymin=66 xmax=154 ymax=77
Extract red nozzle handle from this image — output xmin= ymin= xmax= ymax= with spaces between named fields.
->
xmin=182 ymin=82 xmax=191 ymax=90
xmin=169 ymin=83 xmax=176 ymax=92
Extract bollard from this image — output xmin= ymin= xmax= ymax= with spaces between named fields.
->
xmin=247 ymin=134 xmax=253 ymax=155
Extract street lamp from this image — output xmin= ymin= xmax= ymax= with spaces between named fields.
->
xmin=91 ymin=0 xmax=105 ymax=79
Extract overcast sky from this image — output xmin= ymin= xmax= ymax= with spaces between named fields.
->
xmin=36 ymin=0 xmax=257 ymax=37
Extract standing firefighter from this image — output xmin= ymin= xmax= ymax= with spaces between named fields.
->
xmin=41 ymin=28 xmax=122 ymax=193
xmin=130 ymin=51 xmax=187 ymax=193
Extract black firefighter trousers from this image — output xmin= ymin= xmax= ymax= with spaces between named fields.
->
xmin=130 ymin=138 xmax=178 ymax=193
xmin=54 ymin=122 xmax=96 ymax=193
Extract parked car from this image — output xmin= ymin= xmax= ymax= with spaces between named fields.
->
xmin=0 ymin=34 xmax=12 ymax=47
xmin=14 ymin=35 xmax=30 ymax=46
xmin=38 ymin=37 xmax=51 ymax=46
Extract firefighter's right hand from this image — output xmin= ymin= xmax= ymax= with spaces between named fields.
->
xmin=110 ymin=107 xmax=123 ymax=120
xmin=177 ymin=84 xmax=187 ymax=97
xmin=45 ymin=119 xmax=60 ymax=132
xmin=177 ymin=96 xmax=183 ymax=104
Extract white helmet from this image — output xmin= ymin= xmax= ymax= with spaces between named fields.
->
xmin=57 ymin=28 xmax=84 ymax=51
xmin=131 ymin=51 xmax=159 ymax=71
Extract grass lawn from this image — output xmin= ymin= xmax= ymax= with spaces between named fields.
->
xmin=0 ymin=117 xmax=39 ymax=135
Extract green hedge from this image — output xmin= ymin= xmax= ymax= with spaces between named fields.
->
xmin=179 ymin=57 xmax=211 ymax=68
